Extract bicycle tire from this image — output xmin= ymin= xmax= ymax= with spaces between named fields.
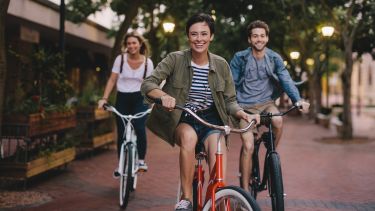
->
xmin=202 ymin=186 xmax=261 ymax=211
xmin=119 ymin=144 xmax=133 ymax=209
xmin=192 ymin=179 xmax=198 ymax=211
xmin=268 ymin=153 xmax=284 ymax=211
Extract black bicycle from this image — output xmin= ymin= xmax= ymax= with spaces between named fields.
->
xmin=244 ymin=105 xmax=300 ymax=211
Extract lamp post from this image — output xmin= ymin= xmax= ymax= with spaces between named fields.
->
xmin=321 ymin=25 xmax=334 ymax=108
xmin=162 ymin=21 xmax=175 ymax=53
xmin=279 ymin=51 xmax=300 ymax=108
xmin=290 ymin=51 xmax=301 ymax=78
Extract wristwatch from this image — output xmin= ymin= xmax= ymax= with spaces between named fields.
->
xmin=295 ymin=101 xmax=302 ymax=107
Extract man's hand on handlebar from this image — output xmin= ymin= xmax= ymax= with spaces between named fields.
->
xmin=295 ymin=100 xmax=310 ymax=113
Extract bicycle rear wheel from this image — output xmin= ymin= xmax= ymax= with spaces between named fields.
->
xmin=119 ymin=144 xmax=133 ymax=209
xmin=268 ymin=153 xmax=284 ymax=211
xmin=202 ymin=186 xmax=260 ymax=211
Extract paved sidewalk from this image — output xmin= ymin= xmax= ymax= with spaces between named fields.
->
xmin=1 ymin=113 xmax=375 ymax=211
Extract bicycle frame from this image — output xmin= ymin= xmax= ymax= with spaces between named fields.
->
xmin=118 ymin=120 xmax=138 ymax=189
xmin=103 ymin=104 xmax=151 ymax=208
xmin=249 ymin=105 xmax=300 ymax=211
xmin=252 ymin=123 xmax=277 ymax=194
xmin=196 ymin=132 xmax=226 ymax=211
xmin=171 ymin=104 xmax=256 ymax=211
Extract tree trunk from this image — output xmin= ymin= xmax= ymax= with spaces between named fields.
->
xmin=313 ymin=57 xmax=324 ymax=123
xmin=341 ymin=46 xmax=354 ymax=140
xmin=0 ymin=0 xmax=11 ymax=137
xmin=109 ymin=0 xmax=142 ymax=66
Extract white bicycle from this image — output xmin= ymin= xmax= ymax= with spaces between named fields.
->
xmin=104 ymin=104 xmax=151 ymax=209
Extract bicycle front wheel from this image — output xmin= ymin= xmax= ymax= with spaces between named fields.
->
xmin=202 ymin=186 xmax=260 ymax=211
xmin=119 ymin=144 xmax=133 ymax=209
xmin=268 ymin=153 xmax=284 ymax=211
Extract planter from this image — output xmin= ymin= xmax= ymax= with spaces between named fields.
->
xmin=80 ymin=132 xmax=115 ymax=148
xmin=331 ymin=117 xmax=343 ymax=135
xmin=77 ymin=107 xmax=114 ymax=150
xmin=316 ymin=113 xmax=330 ymax=128
xmin=77 ymin=107 xmax=111 ymax=122
xmin=0 ymin=147 xmax=76 ymax=179
xmin=2 ymin=110 xmax=77 ymax=137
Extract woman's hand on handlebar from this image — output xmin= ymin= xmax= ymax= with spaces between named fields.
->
xmin=236 ymin=110 xmax=260 ymax=125
xmin=160 ymin=94 xmax=176 ymax=111
xmin=98 ymin=98 xmax=107 ymax=109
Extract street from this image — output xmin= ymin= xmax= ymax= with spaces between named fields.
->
xmin=1 ymin=113 xmax=375 ymax=211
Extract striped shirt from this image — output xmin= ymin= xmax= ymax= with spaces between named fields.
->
xmin=185 ymin=62 xmax=213 ymax=112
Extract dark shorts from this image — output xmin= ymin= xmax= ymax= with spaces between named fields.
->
xmin=179 ymin=106 xmax=224 ymax=144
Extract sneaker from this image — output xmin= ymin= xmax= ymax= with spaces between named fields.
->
xmin=175 ymin=199 xmax=192 ymax=211
xmin=113 ymin=168 xmax=120 ymax=179
xmin=138 ymin=162 xmax=148 ymax=172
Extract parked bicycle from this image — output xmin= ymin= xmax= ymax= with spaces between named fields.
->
xmin=103 ymin=104 xmax=151 ymax=209
xmin=157 ymin=100 xmax=261 ymax=211
xmin=243 ymin=105 xmax=301 ymax=211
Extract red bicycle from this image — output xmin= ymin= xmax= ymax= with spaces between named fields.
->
xmin=172 ymin=104 xmax=261 ymax=211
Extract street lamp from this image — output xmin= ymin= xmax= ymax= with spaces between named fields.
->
xmin=290 ymin=51 xmax=300 ymax=60
xmin=321 ymin=25 xmax=334 ymax=107
xmin=162 ymin=22 xmax=175 ymax=33
xmin=321 ymin=26 xmax=334 ymax=37
xmin=162 ymin=21 xmax=175 ymax=53
xmin=290 ymin=51 xmax=301 ymax=77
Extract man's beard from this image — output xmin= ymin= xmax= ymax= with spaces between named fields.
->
xmin=251 ymin=43 xmax=266 ymax=52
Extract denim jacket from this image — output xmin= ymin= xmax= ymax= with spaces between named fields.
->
xmin=230 ymin=47 xmax=301 ymax=103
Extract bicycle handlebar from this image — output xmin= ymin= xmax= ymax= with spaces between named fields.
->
xmin=152 ymin=98 xmax=256 ymax=135
xmin=244 ymin=104 xmax=302 ymax=126
xmin=103 ymin=103 xmax=151 ymax=120
xmin=262 ymin=105 xmax=301 ymax=117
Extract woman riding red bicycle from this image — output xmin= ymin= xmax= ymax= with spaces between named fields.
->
xmin=141 ymin=13 xmax=259 ymax=210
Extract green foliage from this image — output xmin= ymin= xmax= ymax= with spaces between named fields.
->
xmin=78 ymin=80 xmax=102 ymax=107
xmin=30 ymin=48 xmax=74 ymax=106
xmin=5 ymin=47 xmax=74 ymax=115
xmin=66 ymin=0 xmax=107 ymax=23
xmin=109 ymin=0 xmax=131 ymax=15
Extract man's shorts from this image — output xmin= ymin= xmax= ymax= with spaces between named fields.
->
xmin=239 ymin=101 xmax=279 ymax=133
xmin=178 ymin=105 xmax=224 ymax=144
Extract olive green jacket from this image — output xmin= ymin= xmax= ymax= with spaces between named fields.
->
xmin=141 ymin=49 xmax=242 ymax=146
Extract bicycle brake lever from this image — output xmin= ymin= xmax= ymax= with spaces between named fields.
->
xmin=103 ymin=103 xmax=110 ymax=110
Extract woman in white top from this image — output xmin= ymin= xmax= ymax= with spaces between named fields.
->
xmin=98 ymin=32 xmax=154 ymax=171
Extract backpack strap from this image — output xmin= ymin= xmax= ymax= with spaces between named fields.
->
xmin=120 ymin=53 xmax=124 ymax=73
xmin=143 ymin=57 xmax=148 ymax=79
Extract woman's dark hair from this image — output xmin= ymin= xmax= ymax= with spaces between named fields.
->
xmin=185 ymin=13 xmax=215 ymax=36
xmin=123 ymin=31 xmax=149 ymax=55
xmin=247 ymin=20 xmax=270 ymax=37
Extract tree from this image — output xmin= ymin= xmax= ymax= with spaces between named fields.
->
xmin=320 ymin=0 xmax=374 ymax=139
xmin=0 ymin=0 xmax=10 ymax=137
xmin=67 ymin=0 xmax=143 ymax=64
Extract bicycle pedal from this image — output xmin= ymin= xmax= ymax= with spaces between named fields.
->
xmin=113 ymin=171 xmax=120 ymax=178
xmin=137 ymin=169 xmax=147 ymax=173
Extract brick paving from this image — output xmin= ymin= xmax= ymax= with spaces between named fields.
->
xmin=1 ymin=112 xmax=375 ymax=211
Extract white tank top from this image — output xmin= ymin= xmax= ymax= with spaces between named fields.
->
xmin=112 ymin=54 xmax=154 ymax=93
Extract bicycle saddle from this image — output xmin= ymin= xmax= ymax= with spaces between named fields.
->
xmin=195 ymin=142 xmax=207 ymax=160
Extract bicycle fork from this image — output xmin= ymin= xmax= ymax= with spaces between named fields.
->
xmin=194 ymin=158 xmax=205 ymax=211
